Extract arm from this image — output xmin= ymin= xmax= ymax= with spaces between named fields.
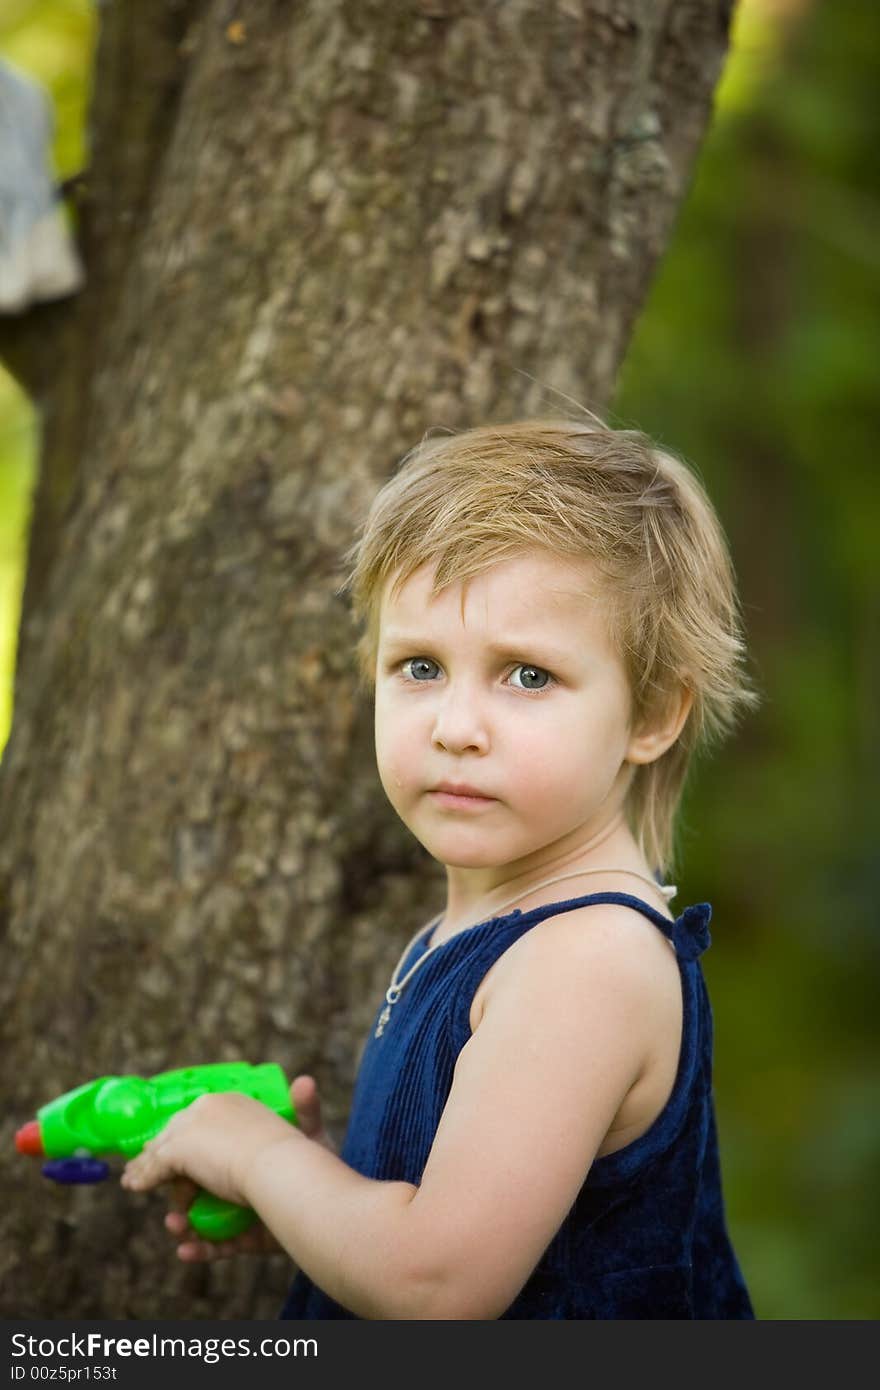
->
xmin=124 ymin=908 xmax=657 ymax=1318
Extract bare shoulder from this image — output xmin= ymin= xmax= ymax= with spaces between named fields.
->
xmin=470 ymin=901 xmax=681 ymax=1060
xmin=477 ymin=898 xmax=676 ymax=996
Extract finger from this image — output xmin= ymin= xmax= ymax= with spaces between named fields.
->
xmin=167 ymin=1213 xmax=281 ymax=1261
xmin=162 ymin=1213 xmax=220 ymax=1262
xmin=175 ymin=1237 xmax=223 ymax=1263
xmin=165 ymin=1210 xmax=192 ymax=1237
xmin=290 ymin=1074 xmax=323 ymax=1139
xmin=174 ymin=1227 xmax=270 ymax=1262
xmin=121 ymin=1137 xmax=173 ymax=1191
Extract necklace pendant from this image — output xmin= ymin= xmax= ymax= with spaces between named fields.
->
xmin=375 ymin=1003 xmax=392 ymax=1038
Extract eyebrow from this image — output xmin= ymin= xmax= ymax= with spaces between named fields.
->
xmin=379 ymin=632 xmax=575 ymax=666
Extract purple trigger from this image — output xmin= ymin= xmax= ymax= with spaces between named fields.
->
xmin=42 ymin=1158 xmax=110 ymax=1184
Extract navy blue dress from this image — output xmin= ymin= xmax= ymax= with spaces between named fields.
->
xmin=280 ymin=891 xmax=755 ymax=1319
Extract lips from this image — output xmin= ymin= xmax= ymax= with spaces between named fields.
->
xmin=428 ymin=783 xmax=497 ymax=811
xmin=432 ymin=782 xmax=493 ymax=799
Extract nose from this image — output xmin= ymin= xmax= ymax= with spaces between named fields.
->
xmin=431 ymin=680 xmax=490 ymax=755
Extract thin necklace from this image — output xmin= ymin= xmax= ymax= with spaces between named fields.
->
xmin=374 ymin=863 xmax=678 ymax=1038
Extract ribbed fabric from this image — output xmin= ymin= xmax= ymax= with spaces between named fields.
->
xmin=279 ymin=891 xmax=755 ymax=1319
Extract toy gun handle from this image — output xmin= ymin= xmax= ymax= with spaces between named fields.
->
xmin=188 ymin=1190 xmax=260 ymax=1242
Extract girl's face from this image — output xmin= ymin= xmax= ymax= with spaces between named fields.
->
xmin=373 ymin=548 xmax=642 ymax=875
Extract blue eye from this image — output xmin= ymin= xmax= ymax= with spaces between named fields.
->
xmin=397 ymin=657 xmax=554 ymax=694
xmin=402 ymin=657 xmax=440 ymax=681
xmin=510 ymin=664 xmax=551 ymax=691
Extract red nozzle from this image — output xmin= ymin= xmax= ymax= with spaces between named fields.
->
xmin=15 ymin=1121 xmax=44 ymax=1156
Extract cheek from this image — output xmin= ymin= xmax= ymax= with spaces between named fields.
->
xmin=503 ymin=726 xmax=585 ymax=806
xmin=374 ymin=694 xmax=421 ymax=792
xmin=506 ymin=703 xmax=622 ymax=791
xmin=512 ymin=697 xmax=582 ymax=753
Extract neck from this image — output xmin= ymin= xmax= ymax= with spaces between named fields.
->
xmin=436 ymin=811 xmax=655 ymax=941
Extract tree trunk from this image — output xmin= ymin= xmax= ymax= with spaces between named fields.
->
xmin=0 ymin=0 xmax=733 ymax=1318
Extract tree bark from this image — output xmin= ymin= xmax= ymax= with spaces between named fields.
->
xmin=0 ymin=0 xmax=733 ymax=1318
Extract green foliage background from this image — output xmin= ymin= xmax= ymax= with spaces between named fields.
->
xmin=613 ymin=0 xmax=879 ymax=1319
xmin=1 ymin=0 xmax=876 ymax=1318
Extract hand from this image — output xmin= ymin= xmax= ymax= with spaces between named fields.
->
xmin=125 ymin=1074 xmax=333 ymax=1263
xmin=120 ymin=1088 xmax=298 ymax=1209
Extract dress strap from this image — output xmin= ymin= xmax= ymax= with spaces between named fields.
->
xmin=511 ymin=891 xmax=713 ymax=962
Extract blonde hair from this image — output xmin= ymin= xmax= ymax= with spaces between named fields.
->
xmin=337 ymin=417 xmax=762 ymax=878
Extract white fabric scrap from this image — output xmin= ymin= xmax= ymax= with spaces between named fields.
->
xmin=0 ymin=57 xmax=84 ymax=313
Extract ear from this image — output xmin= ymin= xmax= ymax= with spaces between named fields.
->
xmin=625 ymin=685 xmax=694 ymax=766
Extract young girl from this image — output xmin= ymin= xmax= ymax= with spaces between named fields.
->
xmin=122 ymin=417 xmax=760 ymax=1319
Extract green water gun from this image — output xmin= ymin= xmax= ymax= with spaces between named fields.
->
xmin=15 ymin=1062 xmax=297 ymax=1241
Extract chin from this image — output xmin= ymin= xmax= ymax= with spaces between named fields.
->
xmin=437 ymin=853 xmax=499 ymax=870
xmin=427 ymin=834 xmax=492 ymax=859
xmin=418 ymin=832 xmax=509 ymax=869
